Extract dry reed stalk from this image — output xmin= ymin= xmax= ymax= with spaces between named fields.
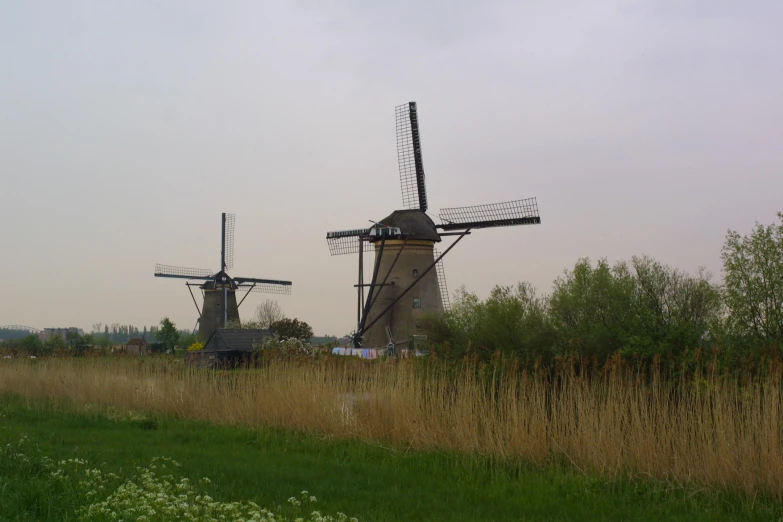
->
xmin=0 ymin=356 xmax=780 ymax=499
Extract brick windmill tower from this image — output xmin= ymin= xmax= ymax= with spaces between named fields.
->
xmin=327 ymin=102 xmax=541 ymax=349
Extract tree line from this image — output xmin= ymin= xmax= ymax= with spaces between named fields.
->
xmin=422 ymin=211 xmax=783 ymax=367
xmin=0 ymin=318 xmax=195 ymax=357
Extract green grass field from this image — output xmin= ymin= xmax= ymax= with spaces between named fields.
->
xmin=0 ymin=395 xmax=779 ymax=521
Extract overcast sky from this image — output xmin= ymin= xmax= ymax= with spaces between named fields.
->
xmin=1 ymin=0 xmax=781 ymax=336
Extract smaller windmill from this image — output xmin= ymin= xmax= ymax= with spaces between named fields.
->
xmin=155 ymin=213 xmax=292 ymax=340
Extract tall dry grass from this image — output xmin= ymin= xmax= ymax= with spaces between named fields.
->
xmin=0 ymin=355 xmax=781 ymax=499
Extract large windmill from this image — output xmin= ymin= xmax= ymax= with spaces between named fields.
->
xmin=155 ymin=213 xmax=292 ymax=340
xmin=326 ymin=102 xmax=541 ymax=349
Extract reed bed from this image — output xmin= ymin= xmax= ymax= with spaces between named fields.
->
xmin=0 ymin=355 xmax=781 ymax=500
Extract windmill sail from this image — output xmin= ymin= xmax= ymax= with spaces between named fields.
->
xmin=326 ymin=228 xmax=373 ymax=256
xmin=396 ymin=102 xmax=427 ymax=212
xmin=438 ymin=198 xmax=541 ymax=231
xmin=223 ymin=213 xmax=235 ymax=270
xmin=433 ymin=248 xmax=451 ymax=311
xmin=154 ymin=264 xmax=214 ymax=280
xmin=237 ymin=282 xmax=292 ymax=295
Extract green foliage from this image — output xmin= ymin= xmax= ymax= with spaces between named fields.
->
xmin=721 ymin=211 xmax=783 ymax=346
xmin=270 ymin=318 xmax=314 ymax=341
xmin=20 ymin=335 xmax=45 ymax=357
xmin=65 ymin=332 xmax=92 ymax=356
xmin=549 ymin=256 xmax=722 ymax=359
xmin=155 ymin=318 xmax=179 ymax=353
xmin=177 ymin=331 xmax=197 ymax=349
xmin=424 ymin=255 xmax=723 ymax=363
xmin=0 ymin=432 xmax=357 ymax=522
xmin=421 ymin=283 xmax=557 ymax=361
xmin=43 ymin=334 xmax=67 ymax=355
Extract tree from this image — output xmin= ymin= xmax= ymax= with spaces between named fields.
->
xmin=20 ymin=334 xmax=44 ymax=356
xmin=721 ymin=212 xmax=783 ymax=344
xmin=549 ymin=258 xmax=636 ymax=358
xmin=66 ymin=331 xmax=91 ymax=356
xmin=44 ymin=333 xmax=67 ymax=355
xmin=156 ymin=317 xmax=180 ymax=352
xmin=256 ymin=300 xmax=284 ymax=328
xmin=548 ymin=256 xmax=722 ymax=359
xmin=179 ymin=331 xmax=197 ymax=350
xmin=421 ymin=283 xmax=557 ymax=361
xmin=269 ymin=318 xmax=313 ymax=341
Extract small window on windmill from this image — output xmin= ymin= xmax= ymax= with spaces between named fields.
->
xmin=412 ymin=297 xmax=421 ymax=309
xmin=412 ymin=269 xmax=419 ymax=279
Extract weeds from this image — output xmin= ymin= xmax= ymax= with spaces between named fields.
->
xmin=0 ymin=355 xmax=781 ymax=500
xmin=0 ymin=436 xmax=359 ymax=522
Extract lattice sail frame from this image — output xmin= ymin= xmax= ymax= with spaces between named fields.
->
xmin=433 ymin=248 xmax=451 ymax=311
xmin=326 ymin=228 xmax=373 ymax=256
xmin=396 ymin=102 xmax=427 ymax=212
xmin=154 ymin=264 xmax=213 ymax=279
xmin=224 ymin=213 xmax=235 ymax=270
xmin=438 ymin=198 xmax=541 ymax=230
xmin=238 ymin=283 xmax=292 ymax=295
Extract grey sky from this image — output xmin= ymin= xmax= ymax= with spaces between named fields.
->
xmin=1 ymin=1 xmax=781 ymax=336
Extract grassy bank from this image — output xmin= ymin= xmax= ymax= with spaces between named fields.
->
xmin=1 ymin=355 xmax=782 ymax=501
xmin=0 ymin=395 xmax=778 ymax=521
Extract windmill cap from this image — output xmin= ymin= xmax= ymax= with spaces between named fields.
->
xmin=375 ymin=209 xmax=441 ymax=242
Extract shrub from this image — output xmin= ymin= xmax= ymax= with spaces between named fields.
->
xmin=187 ymin=341 xmax=204 ymax=352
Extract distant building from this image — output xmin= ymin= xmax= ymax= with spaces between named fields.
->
xmin=125 ymin=338 xmax=150 ymax=356
xmin=39 ymin=327 xmax=84 ymax=341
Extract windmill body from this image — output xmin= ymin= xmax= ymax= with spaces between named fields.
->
xmin=327 ymin=102 xmax=542 ymax=350
xmin=362 ymin=210 xmax=443 ymax=347
xmin=198 ymin=278 xmax=241 ymax=339
xmin=155 ymin=213 xmax=292 ymax=341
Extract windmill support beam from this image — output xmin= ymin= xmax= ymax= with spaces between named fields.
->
xmin=438 ymin=231 xmax=472 ymax=237
xmin=364 ymin=238 xmax=408 ymax=321
xmin=357 ymin=236 xmax=364 ymax=333
xmin=223 ymin=286 xmax=228 ymax=327
xmin=186 ymin=283 xmax=202 ymax=316
xmin=237 ymin=283 xmax=256 ymax=308
xmin=359 ymin=239 xmax=386 ymax=335
xmin=359 ymin=229 xmax=470 ymax=339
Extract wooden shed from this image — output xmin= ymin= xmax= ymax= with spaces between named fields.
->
xmin=126 ymin=338 xmax=150 ymax=356
xmin=185 ymin=329 xmax=273 ymax=368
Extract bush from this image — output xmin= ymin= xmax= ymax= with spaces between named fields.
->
xmin=422 ymin=256 xmax=723 ymax=365
xmin=254 ymin=336 xmax=317 ymax=360
xmin=187 ymin=341 xmax=204 ymax=352
xmin=422 ymin=283 xmax=557 ymax=361
xmin=270 ymin=318 xmax=313 ymax=341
